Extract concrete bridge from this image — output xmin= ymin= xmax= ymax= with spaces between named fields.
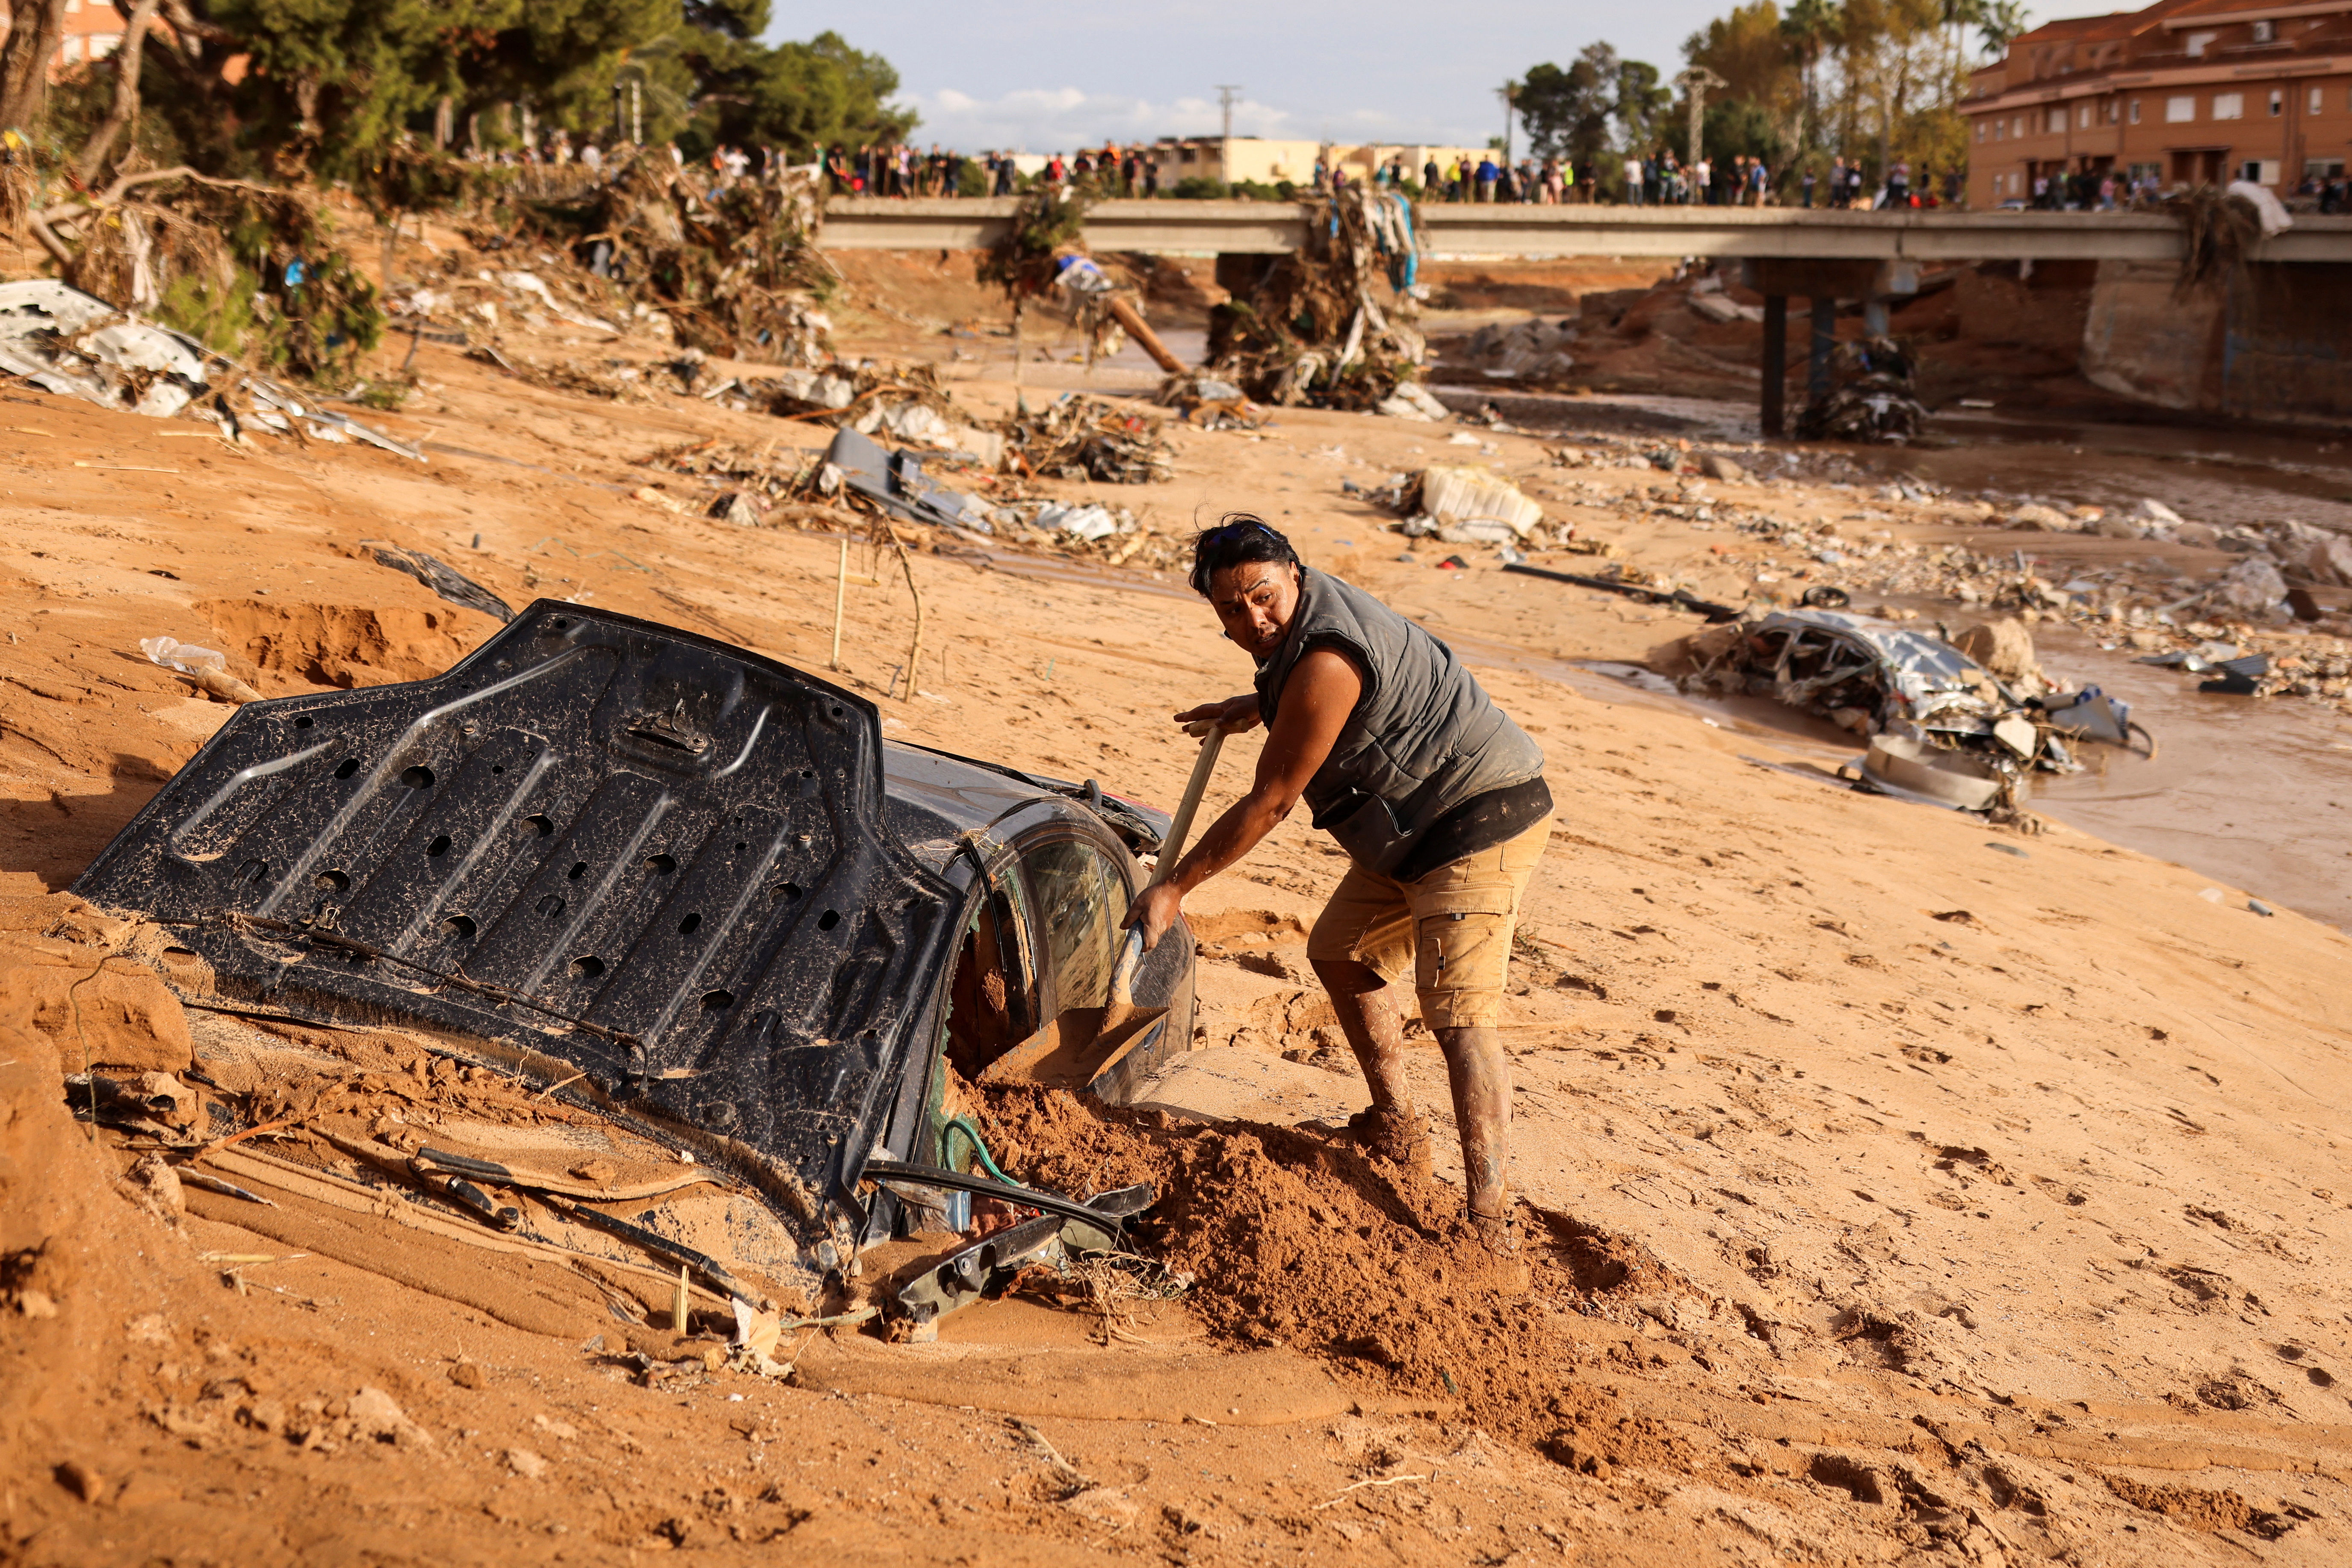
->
xmin=820 ymin=198 xmax=2352 ymax=432
xmin=820 ymin=196 xmax=2352 ymax=265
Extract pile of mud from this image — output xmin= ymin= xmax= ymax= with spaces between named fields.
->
xmin=979 ymin=1088 xmax=1713 ymax=1474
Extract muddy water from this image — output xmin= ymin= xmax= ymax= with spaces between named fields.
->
xmin=964 ymin=550 xmax=2352 ymax=931
xmin=1462 ymin=387 xmax=2352 ymax=534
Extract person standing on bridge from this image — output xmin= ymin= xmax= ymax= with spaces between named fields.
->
xmin=1622 ymin=153 xmax=1643 ymax=204
xmin=1126 ymin=519 xmax=1553 ymax=1260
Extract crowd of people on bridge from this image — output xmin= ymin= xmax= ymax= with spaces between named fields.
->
xmin=478 ymin=123 xmax=1995 ymax=214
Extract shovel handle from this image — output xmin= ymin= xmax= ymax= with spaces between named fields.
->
xmin=1110 ymin=926 xmax=1144 ymax=1007
xmin=1147 ymin=729 xmax=1225 ymax=890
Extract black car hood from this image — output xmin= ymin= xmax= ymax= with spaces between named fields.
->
xmin=74 ymin=602 xmax=958 ymax=1223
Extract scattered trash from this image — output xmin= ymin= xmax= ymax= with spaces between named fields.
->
xmin=367 ymin=545 xmax=514 ymax=624
xmin=0 ymin=278 xmax=420 ymax=458
xmin=1795 ymin=337 xmax=1926 ymax=445
xmin=515 ymin=154 xmax=831 ymax=363
xmin=1204 ymin=186 xmax=1429 ymax=410
xmin=1454 ymin=317 xmax=1576 ymax=383
xmin=821 ymin=426 xmax=993 ymax=533
xmin=138 ymin=636 xmax=261 ymax=704
xmin=2249 ymin=898 xmax=2276 ymax=916
xmin=1001 ymin=394 xmax=1173 ymax=484
xmin=1503 ymin=562 xmax=1739 ymax=623
xmin=1374 ymin=381 xmax=1453 ymax=423
xmin=1681 ymin=609 xmax=2135 ymax=812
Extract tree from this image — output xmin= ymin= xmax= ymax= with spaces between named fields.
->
xmin=1977 ymin=0 xmax=2029 ymax=56
xmin=0 ymin=0 xmax=71 ymax=135
xmin=1779 ymin=0 xmax=1841 ymax=157
xmin=1616 ymin=59 xmax=1673 ymax=152
xmin=1518 ymin=44 xmax=1623 ymax=177
xmin=688 ymin=30 xmax=915 ymax=158
xmin=1686 ymin=1 xmax=1803 ymax=169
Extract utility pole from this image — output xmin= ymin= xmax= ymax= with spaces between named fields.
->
xmin=1216 ymin=84 xmax=1243 ymax=189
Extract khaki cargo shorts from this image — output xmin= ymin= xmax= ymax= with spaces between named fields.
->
xmin=1303 ymin=815 xmax=1548 ymax=1030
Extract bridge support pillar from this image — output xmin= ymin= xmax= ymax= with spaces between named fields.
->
xmin=1809 ymin=297 xmax=1836 ymax=406
xmin=1760 ymin=296 xmax=1787 ymax=438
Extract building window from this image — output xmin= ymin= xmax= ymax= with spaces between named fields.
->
xmin=2312 ymin=87 xmax=2324 ymax=115
xmin=2048 ymin=107 xmax=2066 ymax=133
xmin=2268 ymin=89 xmax=2282 ymax=116
xmin=88 ymin=31 xmax=120 ymax=57
xmin=2185 ymin=30 xmax=2216 ymax=57
xmin=2213 ymin=92 xmax=2244 ymax=121
xmin=1977 ymin=121 xmax=1988 ymax=142
xmin=2130 ymin=98 xmax=2142 ymax=124
xmin=59 ymin=34 xmax=83 ymax=62
xmin=2012 ymin=115 xmax=2025 ymax=137
xmin=2166 ymin=95 xmax=2195 ymax=123
xmin=2250 ymin=19 xmax=2275 ymax=42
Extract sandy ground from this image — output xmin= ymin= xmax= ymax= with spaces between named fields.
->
xmin=3 ymin=238 xmax=2352 ymax=1567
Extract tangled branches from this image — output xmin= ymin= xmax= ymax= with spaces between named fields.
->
xmin=977 ymin=185 xmax=1093 ymax=301
xmin=31 ymin=168 xmax=381 ymax=383
xmin=2166 ymin=184 xmax=2266 ymax=295
xmin=1203 ymin=187 xmax=1427 ymax=409
xmin=517 ymin=154 xmax=834 ymax=364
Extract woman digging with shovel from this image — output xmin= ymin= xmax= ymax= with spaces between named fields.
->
xmin=1124 ymin=517 xmax=1552 ymax=1257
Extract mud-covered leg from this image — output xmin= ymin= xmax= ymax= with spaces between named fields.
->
xmin=1436 ymin=1023 xmax=1511 ymax=1231
xmin=1312 ymin=956 xmax=1430 ymax=1172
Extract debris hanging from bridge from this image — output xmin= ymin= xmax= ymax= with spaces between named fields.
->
xmin=1203 ymin=187 xmax=1430 ymax=411
xmin=1795 ymin=336 xmax=1926 ymax=444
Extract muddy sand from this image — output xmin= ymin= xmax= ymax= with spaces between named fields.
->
xmin=3 ymin=258 xmax=2352 ymax=1567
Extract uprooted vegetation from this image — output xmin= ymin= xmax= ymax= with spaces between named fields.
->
xmin=1204 ymin=187 xmax=1433 ymax=412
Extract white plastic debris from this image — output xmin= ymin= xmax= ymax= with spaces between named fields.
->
xmin=1037 ymin=503 xmax=1120 ymax=541
xmin=139 ymin=637 xmax=229 ymax=676
xmin=1418 ymin=465 xmax=1544 ymax=539
xmin=1374 ymin=381 xmax=1451 ymax=422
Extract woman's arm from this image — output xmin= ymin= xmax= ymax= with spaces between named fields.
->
xmin=1126 ymin=648 xmax=1361 ymax=948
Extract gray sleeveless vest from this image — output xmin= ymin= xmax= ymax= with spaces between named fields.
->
xmin=1255 ymin=568 xmax=1545 ymax=876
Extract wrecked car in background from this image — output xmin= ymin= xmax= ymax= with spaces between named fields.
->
xmin=73 ymin=603 xmax=1189 ymax=1339
xmin=1682 ymin=609 xmax=2151 ymax=812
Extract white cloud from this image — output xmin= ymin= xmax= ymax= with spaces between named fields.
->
xmin=892 ymin=87 xmax=1299 ymax=154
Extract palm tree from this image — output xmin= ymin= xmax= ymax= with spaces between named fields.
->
xmin=1941 ymin=0 xmax=1984 ymax=79
xmin=1780 ymin=0 xmax=1839 ymax=160
xmin=1977 ymin=0 xmax=2030 ymax=59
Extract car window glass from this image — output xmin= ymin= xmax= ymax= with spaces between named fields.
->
xmin=941 ymin=875 xmax=1034 ymax=1084
xmin=1019 ymin=837 xmax=1124 ymax=1012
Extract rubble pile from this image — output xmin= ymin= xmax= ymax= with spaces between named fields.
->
xmin=0 ymin=278 xmax=419 ymax=458
xmin=40 ymin=173 xmax=385 ymax=385
xmin=1204 ymin=187 xmax=1432 ymax=412
xmin=999 ymin=394 xmax=1175 ymax=483
xmin=1152 ymin=370 xmax=1267 ymax=430
xmin=1453 ymin=317 xmax=1578 ymax=384
xmin=1681 ymin=609 xmax=2122 ymax=815
xmin=1794 ymin=336 xmax=1927 ymax=445
xmin=511 ymin=154 xmax=833 ymax=364
xmin=1701 ymin=503 xmax=2352 ymax=712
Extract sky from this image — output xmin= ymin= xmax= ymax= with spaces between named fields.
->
xmin=767 ymin=0 xmax=2134 ymax=154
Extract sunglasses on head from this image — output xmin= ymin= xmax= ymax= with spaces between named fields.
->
xmin=1201 ymin=519 xmax=1275 ymax=546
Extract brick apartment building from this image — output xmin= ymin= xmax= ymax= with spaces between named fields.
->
xmin=1961 ymin=0 xmax=2351 ymax=204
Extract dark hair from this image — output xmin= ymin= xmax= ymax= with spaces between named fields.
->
xmin=1188 ymin=514 xmax=1300 ymax=597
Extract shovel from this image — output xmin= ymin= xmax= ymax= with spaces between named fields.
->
xmin=978 ymin=721 xmax=1228 ymax=1091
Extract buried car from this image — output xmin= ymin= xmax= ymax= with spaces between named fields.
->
xmin=72 ymin=602 xmax=1191 ymax=1334
xmin=1681 ymin=609 xmax=2150 ymax=812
